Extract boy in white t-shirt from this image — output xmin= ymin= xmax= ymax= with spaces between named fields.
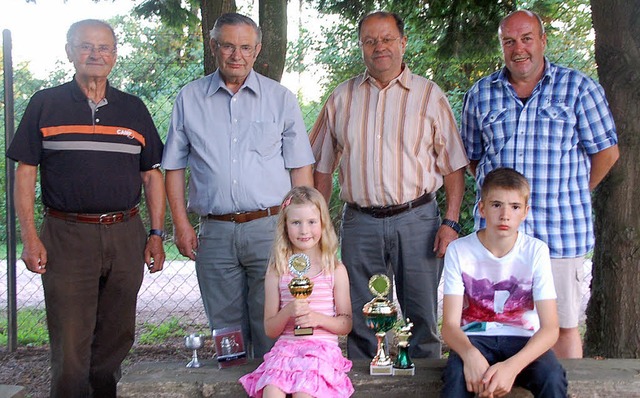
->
xmin=441 ymin=168 xmax=567 ymax=397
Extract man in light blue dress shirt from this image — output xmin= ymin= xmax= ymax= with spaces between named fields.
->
xmin=163 ymin=13 xmax=314 ymax=358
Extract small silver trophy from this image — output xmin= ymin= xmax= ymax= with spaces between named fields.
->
xmin=288 ymin=253 xmax=314 ymax=336
xmin=220 ymin=335 xmax=239 ymax=356
xmin=184 ymin=333 xmax=205 ymax=368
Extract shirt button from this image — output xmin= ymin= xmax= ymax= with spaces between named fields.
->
xmin=233 ymin=119 xmax=238 ymax=123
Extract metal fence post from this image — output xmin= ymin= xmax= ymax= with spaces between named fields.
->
xmin=3 ymin=29 xmax=18 ymax=352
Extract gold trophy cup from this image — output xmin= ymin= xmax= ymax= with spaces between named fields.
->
xmin=362 ymin=274 xmax=397 ymax=375
xmin=288 ymin=253 xmax=314 ymax=336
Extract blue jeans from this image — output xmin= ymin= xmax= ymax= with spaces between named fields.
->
xmin=442 ymin=336 xmax=567 ymax=397
xmin=341 ymin=200 xmax=442 ymax=359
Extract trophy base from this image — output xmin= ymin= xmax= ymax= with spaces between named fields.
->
xmin=392 ymin=366 xmax=415 ymax=376
xmin=294 ymin=327 xmax=313 ymax=336
xmin=370 ymin=364 xmax=393 ymax=375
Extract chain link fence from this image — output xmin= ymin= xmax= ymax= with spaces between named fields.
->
xmin=2 ymin=20 xmax=597 ymax=348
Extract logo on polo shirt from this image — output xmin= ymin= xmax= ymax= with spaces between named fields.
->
xmin=117 ymin=129 xmax=135 ymax=139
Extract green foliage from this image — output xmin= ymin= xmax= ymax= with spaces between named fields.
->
xmin=0 ymin=308 xmax=49 ymax=346
xmin=134 ymin=0 xmax=202 ymax=30
xmin=137 ymin=317 xmax=189 ymax=345
xmin=107 ymin=14 xmax=204 ymax=139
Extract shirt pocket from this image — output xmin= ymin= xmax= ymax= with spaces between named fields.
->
xmin=536 ymin=105 xmax=576 ymax=151
xmin=480 ymin=108 xmax=512 ymax=156
xmin=250 ymin=121 xmax=282 ymax=158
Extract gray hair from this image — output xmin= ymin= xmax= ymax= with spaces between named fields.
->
xmin=210 ymin=13 xmax=262 ymax=44
xmin=67 ymin=19 xmax=117 ymax=45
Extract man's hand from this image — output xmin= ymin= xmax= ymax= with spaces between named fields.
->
xmin=144 ymin=235 xmax=165 ymax=273
xmin=434 ymin=224 xmax=458 ymax=257
xmin=174 ymin=223 xmax=198 ymax=261
xmin=21 ymin=236 xmax=47 ymax=274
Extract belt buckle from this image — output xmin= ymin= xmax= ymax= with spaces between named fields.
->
xmin=99 ymin=213 xmax=119 ymax=224
xmin=231 ymin=212 xmax=243 ymax=222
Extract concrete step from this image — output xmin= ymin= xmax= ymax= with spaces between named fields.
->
xmin=117 ymin=358 xmax=640 ymax=397
xmin=0 ymin=385 xmax=26 ymax=398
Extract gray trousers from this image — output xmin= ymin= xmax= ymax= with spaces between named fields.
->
xmin=41 ymin=215 xmax=146 ymax=398
xmin=341 ymin=200 xmax=443 ymax=359
xmin=195 ymin=216 xmax=277 ymax=359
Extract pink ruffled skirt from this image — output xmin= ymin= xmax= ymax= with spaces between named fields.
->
xmin=239 ymin=338 xmax=354 ymax=397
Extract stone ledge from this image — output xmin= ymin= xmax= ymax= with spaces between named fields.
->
xmin=0 ymin=385 xmax=26 ymax=398
xmin=117 ymin=358 xmax=640 ymax=397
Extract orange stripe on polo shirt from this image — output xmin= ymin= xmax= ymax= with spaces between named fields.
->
xmin=41 ymin=125 xmax=146 ymax=146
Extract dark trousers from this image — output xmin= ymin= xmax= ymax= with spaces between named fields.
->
xmin=442 ymin=336 xmax=568 ymax=397
xmin=341 ymin=201 xmax=442 ymax=359
xmin=41 ymin=215 xmax=146 ymax=398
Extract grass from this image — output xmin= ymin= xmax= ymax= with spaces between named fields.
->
xmin=136 ymin=317 xmax=191 ymax=345
xmin=0 ymin=308 xmax=49 ymax=346
xmin=0 ymin=310 xmax=200 ymax=348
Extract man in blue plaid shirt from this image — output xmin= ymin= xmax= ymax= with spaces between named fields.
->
xmin=461 ymin=10 xmax=619 ymax=359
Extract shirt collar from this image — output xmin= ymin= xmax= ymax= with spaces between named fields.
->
xmin=208 ymin=69 xmax=260 ymax=97
xmin=70 ymin=76 xmax=114 ymax=103
xmin=360 ymin=63 xmax=412 ymax=90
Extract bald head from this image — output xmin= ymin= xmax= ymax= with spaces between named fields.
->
xmin=499 ymin=10 xmax=545 ymax=38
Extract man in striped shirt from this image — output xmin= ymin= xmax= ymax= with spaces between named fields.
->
xmin=310 ymin=11 xmax=469 ymax=360
xmin=460 ymin=10 xmax=619 ymax=358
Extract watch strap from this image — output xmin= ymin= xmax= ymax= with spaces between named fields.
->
xmin=441 ymin=218 xmax=462 ymax=234
xmin=148 ymin=229 xmax=165 ymax=238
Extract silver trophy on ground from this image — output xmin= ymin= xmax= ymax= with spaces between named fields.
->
xmin=184 ymin=333 xmax=205 ymax=368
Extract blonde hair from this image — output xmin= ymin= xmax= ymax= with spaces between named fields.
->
xmin=270 ymin=186 xmax=339 ymax=276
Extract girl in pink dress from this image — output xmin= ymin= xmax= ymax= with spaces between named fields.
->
xmin=239 ymin=186 xmax=354 ymax=398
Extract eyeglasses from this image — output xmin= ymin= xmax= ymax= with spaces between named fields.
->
xmin=74 ymin=43 xmax=117 ymax=56
xmin=217 ymin=43 xmax=257 ymax=57
xmin=358 ymin=37 xmax=401 ymax=48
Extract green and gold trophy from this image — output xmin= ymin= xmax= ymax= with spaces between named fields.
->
xmin=393 ymin=318 xmax=415 ymax=376
xmin=362 ymin=274 xmax=397 ymax=375
xmin=288 ymin=253 xmax=314 ymax=336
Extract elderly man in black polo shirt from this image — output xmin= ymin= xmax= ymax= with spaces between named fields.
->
xmin=7 ymin=19 xmax=165 ymax=397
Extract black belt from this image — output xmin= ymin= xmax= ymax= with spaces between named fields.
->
xmin=206 ymin=205 xmax=280 ymax=223
xmin=347 ymin=192 xmax=435 ymax=218
xmin=45 ymin=206 xmax=139 ymax=225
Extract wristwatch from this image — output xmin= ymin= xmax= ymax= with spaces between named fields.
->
xmin=441 ymin=219 xmax=462 ymax=234
xmin=148 ymin=229 xmax=165 ymax=239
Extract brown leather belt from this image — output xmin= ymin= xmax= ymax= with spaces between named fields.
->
xmin=347 ymin=192 xmax=435 ymax=218
xmin=206 ymin=205 xmax=280 ymax=223
xmin=45 ymin=206 xmax=140 ymax=225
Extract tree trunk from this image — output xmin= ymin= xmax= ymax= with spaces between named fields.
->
xmin=255 ymin=0 xmax=287 ymax=82
xmin=585 ymin=0 xmax=640 ymax=358
xmin=200 ymin=0 xmax=236 ymax=75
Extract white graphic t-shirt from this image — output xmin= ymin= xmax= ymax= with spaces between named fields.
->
xmin=443 ymin=231 xmax=557 ymax=337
